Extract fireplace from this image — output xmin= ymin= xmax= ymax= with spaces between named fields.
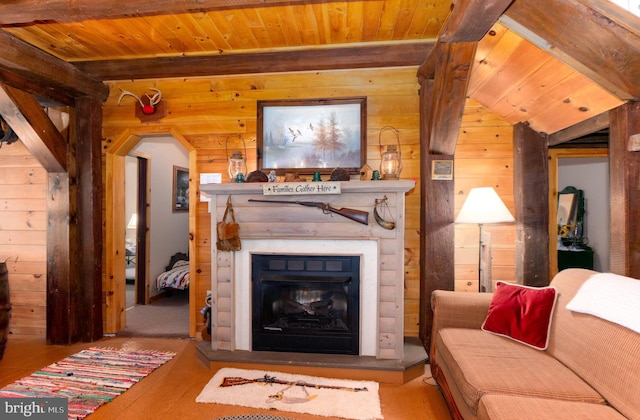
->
xmin=200 ymin=180 xmax=415 ymax=361
xmin=251 ymin=254 xmax=360 ymax=355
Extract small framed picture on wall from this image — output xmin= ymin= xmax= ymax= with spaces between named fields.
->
xmin=431 ymin=160 xmax=453 ymax=180
xmin=173 ymin=165 xmax=189 ymax=212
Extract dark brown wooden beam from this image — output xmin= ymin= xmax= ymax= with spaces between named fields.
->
xmin=424 ymin=42 xmax=477 ymax=155
xmin=47 ymin=97 xmax=104 ymax=344
xmin=418 ymin=78 xmax=455 ymax=353
xmin=74 ymin=96 xmax=103 ymax=342
xmin=440 ymin=0 xmax=514 ymax=43
xmin=73 ymin=42 xmax=433 ymax=81
xmin=0 ymin=0 xmax=360 ymax=24
xmin=418 ymin=0 xmax=512 ymax=79
xmin=0 ymin=31 xmax=108 ymax=101
xmin=47 ymin=172 xmax=71 ymax=344
xmin=548 ymin=112 xmax=610 ymax=146
xmin=514 ymin=123 xmax=549 ymax=287
xmin=502 ymin=0 xmax=640 ymax=100
xmin=0 ymin=83 xmax=67 ymax=172
xmin=609 ymin=102 xmax=640 ymax=277
xmin=0 ymin=69 xmax=75 ymax=107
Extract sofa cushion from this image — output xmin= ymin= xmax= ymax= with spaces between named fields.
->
xmin=548 ymin=269 xmax=640 ymax=420
xmin=478 ymin=395 xmax=627 ymax=420
xmin=481 ymin=281 xmax=557 ymax=350
xmin=436 ymin=328 xmax=605 ymax=416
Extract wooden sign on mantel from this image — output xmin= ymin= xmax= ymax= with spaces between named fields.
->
xmin=262 ymin=182 xmax=341 ymax=196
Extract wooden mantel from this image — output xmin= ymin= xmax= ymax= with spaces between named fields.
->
xmin=200 ymin=180 xmax=416 ymax=200
xmin=200 ymin=179 xmax=415 ymax=360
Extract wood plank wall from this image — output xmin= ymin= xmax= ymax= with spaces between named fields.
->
xmin=454 ymin=99 xmax=516 ymax=291
xmin=101 ymin=69 xmax=517 ymax=338
xmin=0 ymin=69 xmax=516 ymax=339
xmin=101 ymin=68 xmax=424 ymax=337
xmin=0 ymin=141 xmax=47 ymax=336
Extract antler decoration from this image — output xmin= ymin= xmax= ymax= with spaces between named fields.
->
xmin=117 ymin=88 xmax=163 ymax=115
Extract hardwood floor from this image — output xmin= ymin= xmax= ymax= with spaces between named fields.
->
xmin=0 ymin=336 xmax=451 ymax=420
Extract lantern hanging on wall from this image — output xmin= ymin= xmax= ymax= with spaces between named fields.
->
xmin=225 ymin=134 xmax=247 ymax=182
xmin=378 ymin=126 xmax=402 ymax=180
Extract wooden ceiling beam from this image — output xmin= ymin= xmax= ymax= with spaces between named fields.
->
xmin=417 ymin=0 xmax=508 ymax=154
xmin=502 ymin=0 xmax=640 ymax=100
xmin=0 ymin=0 xmax=366 ymax=25
xmin=440 ymin=0 xmax=515 ymax=43
xmin=548 ymin=111 xmax=610 ymax=146
xmin=0 ymin=83 xmax=67 ymax=172
xmin=74 ymin=42 xmax=433 ymax=81
xmin=0 ymin=31 xmax=108 ymax=101
xmin=418 ymin=0 xmax=513 ymax=79
xmin=425 ymin=42 xmax=477 ymax=155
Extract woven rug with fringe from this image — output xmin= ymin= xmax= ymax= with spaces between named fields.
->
xmin=0 ymin=346 xmax=175 ymax=419
xmin=197 ymin=367 xmax=383 ymax=420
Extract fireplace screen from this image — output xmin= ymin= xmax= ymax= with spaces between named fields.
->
xmin=252 ymin=254 xmax=360 ymax=355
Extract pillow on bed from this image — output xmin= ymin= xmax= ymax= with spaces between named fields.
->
xmin=171 ymin=259 xmax=189 ymax=269
xmin=481 ymin=281 xmax=558 ymax=350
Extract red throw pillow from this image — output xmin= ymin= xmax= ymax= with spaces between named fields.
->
xmin=481 ymin=281 xmax=558 ymax=350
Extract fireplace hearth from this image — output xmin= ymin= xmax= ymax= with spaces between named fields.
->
xmin=252 ymin=254 xmax=360 ymax=355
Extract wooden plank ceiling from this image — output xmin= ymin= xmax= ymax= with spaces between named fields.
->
xmin=0 ymin=0 xmax=638 ymax=136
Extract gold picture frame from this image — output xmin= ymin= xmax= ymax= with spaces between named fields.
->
xmin=257 ymin=97 xmax=367 ymax=176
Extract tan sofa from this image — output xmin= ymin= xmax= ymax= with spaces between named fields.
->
xmin=430 ymin=268 xmax=640 ymax=420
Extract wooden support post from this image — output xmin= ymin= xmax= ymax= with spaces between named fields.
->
xmin=513 ymin=123 xmax=549 ymax=286
xmin=419 ymin=77 xmax=456 ymax=353
xmin=47 ymin=97 xmax=103 ymax=344
xmin=609 ymin=102 xmax=640 ymax=277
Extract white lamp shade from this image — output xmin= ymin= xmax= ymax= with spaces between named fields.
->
xmin=127 ymin=214 xmax=137 ymax=230
xmin=455 ymin=187 xmax=515 ymax=224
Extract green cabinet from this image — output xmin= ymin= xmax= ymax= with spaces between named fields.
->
xmin=558 ymin=246 xmax=594 ymax=270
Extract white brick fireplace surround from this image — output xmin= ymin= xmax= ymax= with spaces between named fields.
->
xmin=200 ymin=179 xmax=415 ymax=363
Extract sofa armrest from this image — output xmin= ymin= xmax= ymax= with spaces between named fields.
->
xmin=430 ymin=290 xmax=493 ymax=363
xmin=431 ymin=290 xmax=493 ymax=329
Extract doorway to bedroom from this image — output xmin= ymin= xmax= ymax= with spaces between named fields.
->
xmin=118 ymin=135 xmax=190 ymax=338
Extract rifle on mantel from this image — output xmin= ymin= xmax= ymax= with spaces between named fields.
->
xmin=248 ymin=198 xmax=369 ymax=225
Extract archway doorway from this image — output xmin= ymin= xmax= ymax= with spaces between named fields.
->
xmin=548 ymin=148 xmax=609 ymax=279
xmin=104 ymin=128 xmax=196 ymax=336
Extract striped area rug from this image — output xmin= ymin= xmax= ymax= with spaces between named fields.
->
xmin=0 ymin=346 xmax=175 ymax=419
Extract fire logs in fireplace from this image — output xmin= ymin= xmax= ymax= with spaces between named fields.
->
xmin=252 ymin=254 xmax=360 ymax=355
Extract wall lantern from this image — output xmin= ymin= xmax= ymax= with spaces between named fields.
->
xmin=225 ymin=134 xmax=247 ymax=183
xmin=378 ymin=126 xmax=402 ymax=179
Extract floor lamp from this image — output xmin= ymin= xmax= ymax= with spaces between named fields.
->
xmin=455 ymin=187 xmax=515 ymax=292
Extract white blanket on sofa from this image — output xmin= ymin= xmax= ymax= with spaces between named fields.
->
xmin=566 ymin=272 xmax=640 ymax=334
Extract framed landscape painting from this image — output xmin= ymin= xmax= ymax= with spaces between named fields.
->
xmin=257 ymin=97 xmax=367 ymax=175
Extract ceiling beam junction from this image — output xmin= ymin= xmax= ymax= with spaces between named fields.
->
xmin=0 ymin=83 xmax=67 ymax=172
xmin=0 ymin=31 xmax=108 ymax=102
xmin=418 ymin=0 xmax=513 ymax=154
